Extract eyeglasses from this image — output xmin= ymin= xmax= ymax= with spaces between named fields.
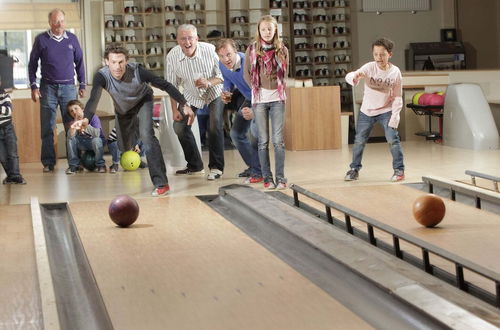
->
xmin=179 ymin=36 xmax=196 ymax=42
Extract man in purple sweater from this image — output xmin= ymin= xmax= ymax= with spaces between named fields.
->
xmin=28 ymin=8 xmax=86 ymax=173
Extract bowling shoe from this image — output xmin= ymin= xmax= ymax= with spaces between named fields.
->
xmin=43 ymin=165 xmax=54 ymax=173
xmin=391 ymin=169 xmax=405 ymax=182
xmin=65 ymin=166 xmax=78 ymax=175
xmin=244 ymin=176 xmax=264 ymax=184
xmin=276 ymin=180 xmax=287 ymax=190
xmin=263 ymin=178 xmax=276 ymax=190
xmin=238 ymin=168 xmax=251 ymax=177
xmin=344 ymin=168 xmax=359 ymax=181
xmin=175 ymin=167 xmax=205 ymax=175
xmin=207 ymin=169 xmax=223 ymax=180
xmin=3 ymin=176 xmax=27 ymax=184
xmin=152 ymin=185 xmax=170 ymax=197
xmin=109 ymin=163 xmax=119 ymax=173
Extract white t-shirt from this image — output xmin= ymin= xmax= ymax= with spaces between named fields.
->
xmin=345 ymin=61 xmax=403 ymax=128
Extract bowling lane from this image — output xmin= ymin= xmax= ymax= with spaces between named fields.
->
xmin=69 ymin=197 xmax=371 ymax=330
xmin=302 ymin=185 xmax=500 ymax=274
xmin=0 ymin=205 xmax=42 ymax=329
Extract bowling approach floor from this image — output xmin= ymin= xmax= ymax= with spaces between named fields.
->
xmin=2 ymin=140 xmax=500 ymax=329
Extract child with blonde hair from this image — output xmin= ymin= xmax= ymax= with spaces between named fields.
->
xmin=244 ymin=15 xmax=289 ymax=189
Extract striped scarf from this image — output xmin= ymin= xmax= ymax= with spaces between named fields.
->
xmin=248 ymin=42 xmax=287 ymax=103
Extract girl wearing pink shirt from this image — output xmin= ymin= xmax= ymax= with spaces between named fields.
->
xmin=344 ymin=37 xmax=405 ymax=182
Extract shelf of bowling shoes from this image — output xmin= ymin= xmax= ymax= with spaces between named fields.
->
xmin=314 ymin=61 xmax=332 ymax=65
xmin=231 ymin=36 xmax=250 ymax=40
xmin=229 ymin=7 xmax=268 ymax=11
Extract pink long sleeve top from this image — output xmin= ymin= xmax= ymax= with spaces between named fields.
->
xmin=345 ymin=61 xmax=403 ymax=128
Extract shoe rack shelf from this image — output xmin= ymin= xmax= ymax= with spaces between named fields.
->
xmin=102 ymin=0 xmax=354 ymax=106
xmin=103 ymin=0 xmax=226 ymax=74
xmin=227 ymin=0 xmax=280 ymax=52
xmin=288 ymin=0 xmax=352 ymax=95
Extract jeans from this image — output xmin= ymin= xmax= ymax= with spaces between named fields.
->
xmin=350 ymin=111 xmax=404 ymax=171
xmin=0 ymin=123 xmax=21 ymax=179
xmin=174 ymin=97 xmax=225 ymax=171
xmin=108 ymin=140 xmax=120 ymax=164
xmin=115 ymin=96 xmax=168 ymax=187
xmin=230 ymin=99 xmax=261 ymax=177
xmin=67 ymin=135 xmax=105 ymax=167
xmin=254 ymin=101 xmax=286 ymax=182
xmin=39 ymin=82 xmax=77 ymax=166
xmin=196 ymin=106 xmax=209 ymax=147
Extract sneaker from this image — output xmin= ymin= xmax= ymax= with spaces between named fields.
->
xmin=139 ymin=161 xmax=147 ymax=169
xmin=109 ymin=163 xmax=119 ymax=173
xmin=244 ymin=176 xmax=264 ymax=184
xmin=263 ymin=178 xmax=276 ymax=190
xmin=2 ymin=176 xmax=27 ymax=185
xmin=97 ymin=166 xmax=107 ymax=173
xmin=238 ymin=168 xmax=251 ymax=177
xmin=12 ymin=176 xmax=27 ymax=185
xmin=175 ymin=167 xmax=205 ymax=175
xmin=344 ymin=169 xmax=359 ymax=181
xmin=43 ymin=165 xmax=54 ymax=173
xmin=65 ymin=166 xmax=78 ymax=175
xmin=152 ymin=185 xmax=169 ymax=197
xmin=276 ymin=181 xmax=287 ymax=190
xmin=207 ymin=169 xmax=223 ymax=180
xmin=391 ymin=169 xmax=405 ymax=182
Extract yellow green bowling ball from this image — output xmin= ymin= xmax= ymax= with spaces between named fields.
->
xmin=120 ymin=151 xmax=141 ymax=171
xmin=412 ymin=92 xmax=424 ymax=105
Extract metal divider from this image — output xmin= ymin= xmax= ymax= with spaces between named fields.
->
xmin=289 ymin=183 xmax=500 ymax=308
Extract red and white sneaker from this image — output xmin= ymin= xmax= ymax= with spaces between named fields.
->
xmin=244 ymin=176 xmax=264 ymax=184
xmin=276 ymin=181 xmax=287 ymax=190
xmin=263 ymin=179 xmax=276 ymax=190
xmin=391 ymin=169 xmax=405 ymax=182
xmin=152 ymin=185 xmax=170 ymax=197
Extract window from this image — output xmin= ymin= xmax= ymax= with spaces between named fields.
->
xmin=0 ymin=29 xmax=75 ymax=89
xmin=0 ymin=31 xmax=31 ymax=88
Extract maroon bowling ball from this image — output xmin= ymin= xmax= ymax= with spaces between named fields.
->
xmin=108 ymin=195 xmax=139 ymax=227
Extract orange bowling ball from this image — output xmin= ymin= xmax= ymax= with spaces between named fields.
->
xmin=412 ymin=194 xmax=446 ymax=227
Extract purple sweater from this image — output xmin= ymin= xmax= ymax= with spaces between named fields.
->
xmin=28 ymin=31 xmax=86 ymax=90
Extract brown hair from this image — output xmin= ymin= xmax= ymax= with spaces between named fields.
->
xmin=104 ymin=44 xmax=129 ymax=60
xmin=253 ymin=15 xmax=286 ymax=60
xmin=372 ymin=37 xmax=394 ymax=53
xmin=66 ymin=99 xmax=84 ymax=114
xmin=215 ymin=38 xmax=237 ymax=53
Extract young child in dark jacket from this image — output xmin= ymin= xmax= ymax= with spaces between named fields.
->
xmin=0 ymin=78 xmax=26 ymax=184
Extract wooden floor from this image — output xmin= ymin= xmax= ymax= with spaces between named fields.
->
xmin=1 ymin=140 xmax=500 ymax=329
xmin=2 ymin=140 xmax=500 ymax=206
xmin=68 ymin=197 xmax=370 ymax=330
